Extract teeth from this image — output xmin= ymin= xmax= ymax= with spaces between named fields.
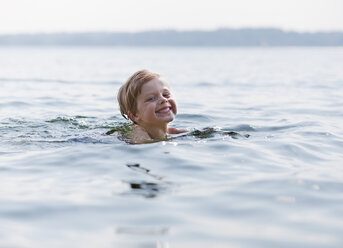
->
xmin=157 ymin=107 xmax=170 ymax=113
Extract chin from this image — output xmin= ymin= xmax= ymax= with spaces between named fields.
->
xmin=162 ymin=116 xmax=174 ymax=122
xmin=167 ymin=117 xmax=174 ymax=123
xmin=158 ymin=115 xmax=174 ymax=123
xmin=155 ymin=111 xmax=175 ymax=122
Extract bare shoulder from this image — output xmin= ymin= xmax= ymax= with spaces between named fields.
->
xmin=167 ymin=127 xmax=189 ymax=134
xmin=130 ymin=125 xmax=153 ymax=144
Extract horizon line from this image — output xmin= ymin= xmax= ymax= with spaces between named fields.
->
xmin=1 ymin=27 xmax=343 ymax=36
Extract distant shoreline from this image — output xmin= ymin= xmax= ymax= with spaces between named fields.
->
xmin=1 ymin=28 xmax=343 ymax=46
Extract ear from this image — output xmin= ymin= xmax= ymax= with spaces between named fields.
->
xmin=128 ymin=111 xmax=139 ymax=123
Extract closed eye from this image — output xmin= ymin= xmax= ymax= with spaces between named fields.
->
xmin=163 ymin=92 xmax=170 ymax=98
xmin=146 ymin=96 xmax=156 ymax=102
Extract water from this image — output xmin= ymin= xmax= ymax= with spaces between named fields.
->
xmin=1 ymin=46 xmax=343 ymax=247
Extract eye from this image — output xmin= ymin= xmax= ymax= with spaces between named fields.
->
xmin=163 ymin=92 xmax=170 ymax=98
xmin=146 ymin=96 xmax=155 ymax=102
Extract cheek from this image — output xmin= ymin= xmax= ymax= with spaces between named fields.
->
xmin=141 ymin=104 xmax=156 ymax=116
xmin=170 ymin=99 xmax=177 ymax=115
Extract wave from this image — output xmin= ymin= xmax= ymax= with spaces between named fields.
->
xmin=46 ymin=116 xmax=122 ymax=130
xmin=1 ymin=114 xmax=324 ymax=148
xmin=0 ymin=77 xmax=121 ymax=85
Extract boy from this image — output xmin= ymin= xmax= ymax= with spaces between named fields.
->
xmin=117 ymin=69 xmax=187 ymax=144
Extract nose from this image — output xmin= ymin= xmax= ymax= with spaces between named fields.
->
xmin=159 ymin=94 xmax=168 ymax=104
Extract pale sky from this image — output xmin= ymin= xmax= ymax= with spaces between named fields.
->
xmin=1 ymin=0 xmax=342 ymax=34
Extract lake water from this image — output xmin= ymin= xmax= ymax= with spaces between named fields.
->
xmin=1 ymin=46 xmax=343 ymax=247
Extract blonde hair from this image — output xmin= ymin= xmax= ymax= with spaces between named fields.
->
xmin=117 ymin=69 xmax=160 ymax=121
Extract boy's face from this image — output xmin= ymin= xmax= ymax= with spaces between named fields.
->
xmin=131 ymin=78 xmax=177 ymax=127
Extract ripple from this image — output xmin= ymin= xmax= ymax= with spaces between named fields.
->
xmin=0 ymin=77 xmax=121 ymax=85
xmin=115 ymin=226 xmax=169 ymax=235
xmin=222 ymin=124 xmax=256 ymax=132
xmin=176 ymin=113 xmax=213 ymax=122
xmin=255 ymin=121 xmax=318 ymax=132
xmin=0 ymin=101 xmax=32 ymax=107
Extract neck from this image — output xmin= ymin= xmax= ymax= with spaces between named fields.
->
xmin=138 ymin=123 xmax=168 ymax=140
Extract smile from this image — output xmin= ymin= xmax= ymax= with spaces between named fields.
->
xmin=156 ymin=106 xmax=171 ymax=114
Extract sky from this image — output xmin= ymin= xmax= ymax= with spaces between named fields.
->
xmin=0 ymin=0 xmax=342 ymax=34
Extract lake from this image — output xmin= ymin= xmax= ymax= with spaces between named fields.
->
xmin=1 ymin=46 xmax=343 ymax=247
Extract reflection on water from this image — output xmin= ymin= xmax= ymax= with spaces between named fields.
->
xmin=127 ymin=181 xmax=166 ymax=198
xmin=125 ymin=163 xmax=167 ymax=198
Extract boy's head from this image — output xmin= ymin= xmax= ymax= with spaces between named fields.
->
xmin=117 ymin=69 xmax=177 ymax=124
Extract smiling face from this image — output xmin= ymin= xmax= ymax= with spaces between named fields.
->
xmin=130 ymin=78 xmax=177 ymax=128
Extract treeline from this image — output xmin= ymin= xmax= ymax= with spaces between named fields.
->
xmin=1 ymin=28 xmax=343 ymax=46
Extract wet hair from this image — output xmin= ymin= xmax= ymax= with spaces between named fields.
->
xmin=117 ymin=69 xmax=160 ymax=121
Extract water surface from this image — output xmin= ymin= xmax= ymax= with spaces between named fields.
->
xmin=1 ymin=47 xmax=343 ymax=247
